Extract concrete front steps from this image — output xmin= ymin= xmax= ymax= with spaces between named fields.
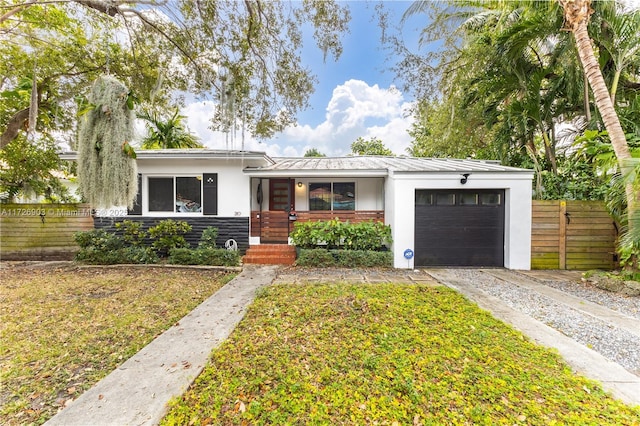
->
xmin=243 ymin=244 xmax=296 ymax=265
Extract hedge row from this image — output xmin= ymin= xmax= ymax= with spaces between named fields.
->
xmin=296 ymin=249 xmax=393 ymax=268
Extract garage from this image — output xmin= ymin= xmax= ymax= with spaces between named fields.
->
xmin=414 ymin=189 xmax=505 ymax=267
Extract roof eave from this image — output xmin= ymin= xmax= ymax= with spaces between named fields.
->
xmin=58 ymin=150 xmax=274 ymax=163
xmin=244 ymin=169 xmax=389 ymax=178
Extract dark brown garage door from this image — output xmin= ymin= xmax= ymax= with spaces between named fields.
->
xmin=415 ymin=189 xmax=505 ymax=267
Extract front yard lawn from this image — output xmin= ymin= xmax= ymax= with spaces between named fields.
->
xmin=163 ymin=283 xmax=640 ymax=425
xmin=0 ymin=265 xmax=235 ymax=426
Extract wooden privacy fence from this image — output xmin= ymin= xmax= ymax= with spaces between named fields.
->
xmin=531 ymin=200 xmax=617 ymax=270
xmin=0 ymin=203 xmax=94 ymax=261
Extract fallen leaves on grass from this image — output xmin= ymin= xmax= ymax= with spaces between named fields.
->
xmin=162 ymin=283 xmax=640 ymax=425
xmin=0 ymin=265 xmax=234 ymax=426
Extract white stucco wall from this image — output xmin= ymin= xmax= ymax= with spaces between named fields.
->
xmin=388 ymin=171 xmax=533 ymax=270
xmin=249 ymin=178 xmax=385 ymax=211
xmin=137 ymin=158 xmax=252 ymax=217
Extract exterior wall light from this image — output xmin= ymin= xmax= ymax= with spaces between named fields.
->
xmin=297 ymin=182 xmax=303 ymax=188
xmin=460 ymin=173 xmax=471 ymax=184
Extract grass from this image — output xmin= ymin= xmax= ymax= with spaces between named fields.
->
xmin=0 ymin=265 xmax=235 ymax=426
xmin=162 ymin=283 xmax=640 ymax=425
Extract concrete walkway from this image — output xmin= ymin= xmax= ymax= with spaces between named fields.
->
xmin=45 ymin=265 xmax=278 ymax=426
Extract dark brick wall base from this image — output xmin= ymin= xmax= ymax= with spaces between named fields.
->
xmin=94 ymin=216 xmax=250 ymax=254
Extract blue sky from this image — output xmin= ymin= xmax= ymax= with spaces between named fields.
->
xmin=184 ymin=1 xmax=426 ymax=157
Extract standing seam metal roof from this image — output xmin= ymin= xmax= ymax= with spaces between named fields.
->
xmin=245 ymin=156 xmax=532 ymax=173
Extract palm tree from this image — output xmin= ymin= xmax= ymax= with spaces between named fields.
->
xmin=558 ymin=0 xmax=636 ymax=249
xmin=138 ymin=108 xmax=203 ymax=149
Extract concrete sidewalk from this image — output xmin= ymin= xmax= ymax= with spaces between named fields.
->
xmin=45 ymin=265 xmax=278 ymax=426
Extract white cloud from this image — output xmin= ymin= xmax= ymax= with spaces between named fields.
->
xmin=182 ymin=79 xmax=414 ymax=157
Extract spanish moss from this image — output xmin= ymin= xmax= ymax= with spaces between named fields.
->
xmin=77 ymin=75 xmax=137 ymax=209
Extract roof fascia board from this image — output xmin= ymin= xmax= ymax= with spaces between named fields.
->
xmin=57 ymin=151 xmax=273 ymax=163
xmin=244 ymin=169 xmax=388 ymax=178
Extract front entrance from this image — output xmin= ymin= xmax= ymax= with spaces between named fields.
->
xmin=260 ymin=179 xmax=295 ymax=243
xmin=414 ymin=189 xmax=505 ymax=267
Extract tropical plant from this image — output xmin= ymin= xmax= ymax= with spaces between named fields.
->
xmin=558 ymin=0 xmax=638 ymax=266
xmin=147 ymin=219 xmax=192 ymax=255
xmin=198 ymin=226 xmax=219 ymax=249
xmin=138 ymin=108 xmax=203 ymax=149
xmin=115 ymin=219 xmax=147 ymax=246
xmin=290 ymin=220 xmax=392 ymax=251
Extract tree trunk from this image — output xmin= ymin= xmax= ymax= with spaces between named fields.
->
xmin=560 ymin=0 xmax=636 ymax=224
xmin=573 ymin=16 xmax=635 ymax=211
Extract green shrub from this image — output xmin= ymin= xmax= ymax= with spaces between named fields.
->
xmin=289 ymin=221 xmax=326 ymax=248
xmin=148 ymin=219 xmax=192 ymax=255
xmin=74 ymin=229 xmax=123 ymax=251
xmin=333 ymin=250 xmax=393 ymax=268
xmin=295 ymin=249 xmax=336 ymax=267
xmin=198 ymin=227 xmax=219 ymax=249
xmin=115 ymin=220 xmax=147 ymax=246
xmin=296 ymin=248 xmax=393 ymax=268
xmin=75 ymin=246 xmax=158 ymax=265
xmin=168 ymin=248 xmax=240 ymax=266
xmin=290 ymin=219 xmax=392 ymax=250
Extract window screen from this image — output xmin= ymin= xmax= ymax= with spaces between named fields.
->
xmin=148 ymin=177 xmax=174 ymax=212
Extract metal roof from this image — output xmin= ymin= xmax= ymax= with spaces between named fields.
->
xmin=244 ymin=156 xmax=532 ymax=176
xmin=58 ymin=150 xmax=532 ymax=176
xmin=59 ymin=149 xmax=273 ymax=163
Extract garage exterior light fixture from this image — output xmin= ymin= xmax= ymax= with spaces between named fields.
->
xmin=460 ymin=173 xmax=471 ymax=184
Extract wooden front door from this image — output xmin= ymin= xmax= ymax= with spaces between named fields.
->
xmin=269 ymin=179 xmax=295 ymax=212
xmin=261 ymin=179 xmax=295 ymax=243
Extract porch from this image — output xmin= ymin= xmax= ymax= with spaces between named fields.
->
xmin=250 ymin=210 xmax=385 ymax=244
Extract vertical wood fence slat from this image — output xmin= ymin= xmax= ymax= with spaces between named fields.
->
xmin=531 ymin=200 xmax=617 ymax=270
xmin=559 ymin=201 xmax=567 ymax=269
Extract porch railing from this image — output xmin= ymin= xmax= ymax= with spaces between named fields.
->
xmin=250 ymin=210 xmax=385 ymax=240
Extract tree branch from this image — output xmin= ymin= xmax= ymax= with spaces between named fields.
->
xmin=1 ymin=108 xmax=30 ymax=149
xmin=0 ymin=1 xmax=37 ymax=25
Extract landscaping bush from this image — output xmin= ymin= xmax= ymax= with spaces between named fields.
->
xmin=75 ymin=246 xmax=158 ymax=265
xmin=290 ymin=219 xmax=392 ymax=250
xmin=333 ymin=249 xmax=393 ymax=267
xmin=296 ymin=249 xmax=393 ymax=268
xmin=115 ymin=219 xmax=147 ymax=246
xmin=289 ymin=221 xmax=327 ymax=248
xmin=295 ymin=248 xmax=336 ymax=267
xmin=148 ymin=219 xmax=192 ymax=255
xmin=168 ymin=248 xmax=240 ymax=266
xmin=74 ymin=229 xmax=123 ymax=251
xmin=74 ymin=220 xmax=189 ymax=264
xmin=198 ymin=226 xmax=219 ymax=249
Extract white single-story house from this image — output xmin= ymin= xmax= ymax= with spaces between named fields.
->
xmin=61 ymin=149 xmax=534 ymax=269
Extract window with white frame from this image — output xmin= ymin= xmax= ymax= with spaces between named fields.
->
xmin=148 ymin=176 xmax=202 ymax=213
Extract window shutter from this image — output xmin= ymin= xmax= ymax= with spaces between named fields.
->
xmin=128 ymin=174 xmax=142 ymax=215
xmin=203 ymin=173 xmax=218 ymax=215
